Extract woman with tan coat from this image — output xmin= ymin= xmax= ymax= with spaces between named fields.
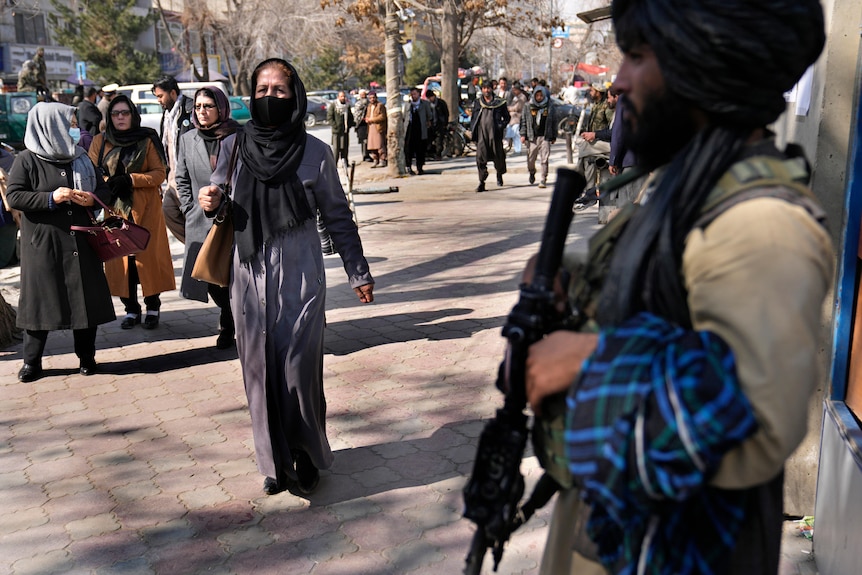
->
xmin=88 ymin=95 xmax=175 ymax=330
xmin=364 ymin=91 xmax=387 ymax=167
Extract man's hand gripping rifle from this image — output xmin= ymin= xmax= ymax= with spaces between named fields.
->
xmin=462 ymin=169 xmax=586 ymax=574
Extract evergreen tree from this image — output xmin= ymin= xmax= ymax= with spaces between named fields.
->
xmin=404 ymin=40 xmax=440 ymax=87
xmin=48 ymin=0 xmax=160 ymax=85
xmin=300 ymin=48 xmax=350 ymax=91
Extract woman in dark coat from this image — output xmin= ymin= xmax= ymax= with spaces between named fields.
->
xmin=6 ymin=102 xmax=115 ymax=382
xmin=175 ymin=86 xmax=240 ymax=349
xmin=198 ymin=58 xmax=375 ymax=496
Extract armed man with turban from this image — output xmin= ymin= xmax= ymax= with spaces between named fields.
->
xmin=523 ymin=1 xmax=832 ymax=574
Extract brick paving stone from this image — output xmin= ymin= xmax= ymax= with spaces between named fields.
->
xmin=294 ymin=529 xmax=359 ymax=564
xmin=66 ymin=528 xmax=150 ymax=571
xmin=46 ymin=475 xmax=94 ymax=498
xmin=340 ymin=510 xmax=424 ymax=552
xmin=383 ymin=537 xmax=446 ymax=573
xmin=151 ymin=539 xmax=231 ymax=574
xmin=11 ymin=549 xmax=75 ymax=575
xmin=179 ymin=484 xmax=232 ymax=509
xmin=1 ymin=506 xmax=48 ymax=535
xmin=65 ymin=511 xmax=121 ymax=540
xmin=352 ymin=465 xmax=406 ymax=489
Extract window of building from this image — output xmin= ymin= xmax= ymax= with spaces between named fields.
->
xmin=14 ymin=12 xmax=47 ymax=46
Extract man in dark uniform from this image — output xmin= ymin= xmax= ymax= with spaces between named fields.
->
xmin=471 ymin=82 xmax=510 ymax=192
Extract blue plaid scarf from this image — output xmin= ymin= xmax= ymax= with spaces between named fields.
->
xmin=565 ymin=312 xmax=758 ymax=575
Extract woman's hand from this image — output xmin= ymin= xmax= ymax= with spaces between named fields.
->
xmin=54 ymin=187 xmax=94 ymax=206
xmin=526 ymin=331 xmax=598 ymax=415
xmin=198 ymin=185 xmax=223 ymax=213
xmin=354 ymin=283 xmax=374 ymax=303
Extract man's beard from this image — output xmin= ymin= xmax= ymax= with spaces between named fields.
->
xmin=622 ymin=90 xmax=697 ymax=170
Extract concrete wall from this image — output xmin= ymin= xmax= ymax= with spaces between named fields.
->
xmin=771 ymin=0 xmax=862 ymax=516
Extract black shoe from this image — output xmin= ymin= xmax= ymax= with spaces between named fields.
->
xmin=215 ymin=329 xmax=235 ymax=350
xmin=263 ymin=476 xmax=288 ymax=495
xmin=120 ymin=314 xmax=141 ymax=329
xmin=18 ymin=363 xmax=43 ymax=382
xmin=407 ymin=167 xmax=415 ymax=175
xmin=142 ymin=313 xmax=159 ymax=330
xmin=497 ymin=176 xmax=504 ymax=186
xmin=417 ymin=168 xmax=425 ymax=175
xmin=79 ymin=359 xmax=97 ymax=376
xmin=475 ymin=182 xmax=486 ymax=193
xmin=529 ymin=172 xmax=536 ymax=185
xmin=293 ymin=450 xmax=320 ymax=495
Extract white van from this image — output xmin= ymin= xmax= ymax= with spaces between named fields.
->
xmin=115 ymin=82 xmax=231 ymax=131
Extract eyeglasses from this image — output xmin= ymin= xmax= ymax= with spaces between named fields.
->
xmin=110 ymin=109 xmax=131 ymax=117
xmin=194 ymin=104 xmax=217 ymax=111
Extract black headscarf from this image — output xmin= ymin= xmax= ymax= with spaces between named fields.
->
xmin=596 ymin=0 xmax=825 ymax=327
xmin=233 ymin=58 xmax=313 ymax=263
xmin=611 ymin=0 xmax=825 ymax=129
xmin=192 ymin=86 xmax=240 ymax=170
xmin=99 ymin=94 xmax=166 ymax=177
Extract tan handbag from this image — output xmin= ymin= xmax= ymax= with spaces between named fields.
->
xmin=191 ymin=201 xmax=233 ymax=287
xmin=191 ymin=144 xmax=237 ymax=287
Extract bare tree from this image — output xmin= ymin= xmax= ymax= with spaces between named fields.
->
xmin=212 ymin=0 xmax=339 ymax=95
xmin=154 ymin=0 xmax=216 ymax=82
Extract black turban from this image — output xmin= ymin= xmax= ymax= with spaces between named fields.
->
xmin=596 ymin=0 xmax=826 ymax=328
xmin=612 ymin=0 xmax=825 ymax=127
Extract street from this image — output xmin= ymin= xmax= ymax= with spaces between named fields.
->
xmin=0 ymin=140 xmax=815 ymax=574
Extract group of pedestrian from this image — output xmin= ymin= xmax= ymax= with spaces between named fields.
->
xmin=9 ymin=59 xmax=375 ymax=499
xmin=327 ymin=86 xmax=456 ymax=173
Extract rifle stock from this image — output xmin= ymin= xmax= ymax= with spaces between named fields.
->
xmin=463 ymin=169 xmax=586 ymax=574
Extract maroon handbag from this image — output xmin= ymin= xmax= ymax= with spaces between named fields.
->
xmin=71 ymin=192 xmax=150 ymax=262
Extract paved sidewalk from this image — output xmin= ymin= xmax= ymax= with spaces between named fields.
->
xmin=0 ymin=144 xmax=816 ymax=574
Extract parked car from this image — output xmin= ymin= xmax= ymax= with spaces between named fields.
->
xmin=116 ymin=81 xmax=231 ymax=104
xmin=137 ymin=102 xmax=163 ymax=132
xmin=308 ymin=90 xmax=355 ymax=105
xmin=374 ymin=88 xmax=411 ymax=107
xmin=305 ymin=96 xmax=329 ymax=127
xmin=228 ymin=96 xmax=250 ymax=124
xmin=0 ymin=92 xmax=38 ymax=149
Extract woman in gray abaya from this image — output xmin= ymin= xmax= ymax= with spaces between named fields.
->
xmin=199 ymin=58 xmax=374 ymax=496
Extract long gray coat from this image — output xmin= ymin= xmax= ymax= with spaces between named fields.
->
xmin=6 ymin=150 xmax=115 ymax=330
xmin=176 ymin=129 xmax=226 ymax=302
xmin=211 ymin=133 xmax=373 ymax=480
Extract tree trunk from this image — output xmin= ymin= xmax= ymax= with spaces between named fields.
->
xmin=384 ymin=1 xmax=405 ymax=176
xmin=0 ymin=292 xmax=17 ymax=349
xmin=441 ymin=0 xmax=460 ymax=123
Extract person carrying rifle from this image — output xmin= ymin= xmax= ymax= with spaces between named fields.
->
xmin=525 ymin=1 xmax=832 ymax=574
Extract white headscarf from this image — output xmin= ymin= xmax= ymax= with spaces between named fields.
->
xmin=24 ymin=102 xmax=97 ymax=192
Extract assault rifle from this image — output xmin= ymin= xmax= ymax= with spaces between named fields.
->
xmin=462 ymin=168 xmax=586 ymax=574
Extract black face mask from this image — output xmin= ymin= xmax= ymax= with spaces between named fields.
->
xmin=253 ymin=96 xmax=296 ymax=127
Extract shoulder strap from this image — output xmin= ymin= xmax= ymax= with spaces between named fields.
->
xmin=571 ymin=154 xmax=825 ymax=327
xmin=694 ymin=155 xmax=825 ymax=229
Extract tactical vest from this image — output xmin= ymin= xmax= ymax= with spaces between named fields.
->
xmin=534 ymin=154 xmax=827 ymax=489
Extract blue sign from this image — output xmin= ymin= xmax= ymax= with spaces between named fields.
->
xmin=552 ymin=26 xmax=570 ymax=39
xmin=76 ymin=61 xmax=86 ymax=81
